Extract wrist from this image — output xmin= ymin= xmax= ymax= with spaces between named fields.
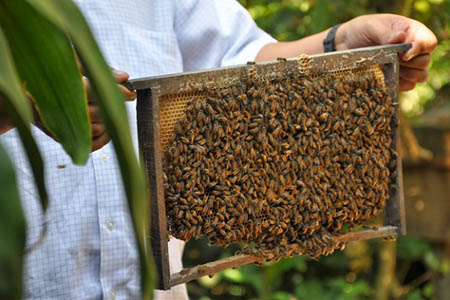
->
xmin=334 ymin=21 xmax=349 ymax=51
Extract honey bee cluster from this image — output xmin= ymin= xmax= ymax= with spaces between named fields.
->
xmin=163 ymin=67 xmax=397 ymax=261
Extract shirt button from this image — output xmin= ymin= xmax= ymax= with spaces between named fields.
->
xmin=106 ymin=220 xmax=115 ymax=231
xmin=101 ymin=152 xmax=109 ymax=162
xmin=109 ymin=288 xmax=116 ymax=300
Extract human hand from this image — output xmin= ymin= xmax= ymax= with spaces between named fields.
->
xmin=31 ymin=67 xmax=135 ymax=151
xmin=0 ymin=101 xmax=14 ymax=134
xmin=335 ymin=14 xmax=438 ymax=91
xmin=84 ymin=69 xmax=136 ymax=151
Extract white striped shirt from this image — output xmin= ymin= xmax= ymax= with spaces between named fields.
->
xmin=0 ymin=1 xmax=275 ymax=299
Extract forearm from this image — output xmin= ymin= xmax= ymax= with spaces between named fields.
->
xmin=255 ymin=26 xmax=346 ymax=61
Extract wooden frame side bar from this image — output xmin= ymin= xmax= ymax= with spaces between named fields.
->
xmin=137 ymin=88 xmax=171 ymax=290
xmin=382 ymin=54 xmax=407 ymax=235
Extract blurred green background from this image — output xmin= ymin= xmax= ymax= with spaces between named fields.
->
xmin=183 ymin=1 xmax=450 ymax=299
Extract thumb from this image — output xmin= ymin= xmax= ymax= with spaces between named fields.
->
xmin=384 ymin=30 xmax=407 ymax=45
xmin=111 ymin=68 xmax=129 ymax=83
xmin=383 ymin=30 xmax=418 ymax=62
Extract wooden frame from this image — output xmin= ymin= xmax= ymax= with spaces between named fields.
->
xmin=129 ymin=43 xmax=410 ymax=290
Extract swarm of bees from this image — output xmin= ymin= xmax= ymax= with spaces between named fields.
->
xmin=163 ymin=66 xmax=397 ymax=261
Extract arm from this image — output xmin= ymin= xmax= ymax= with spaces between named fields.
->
xmin=255 ymin=14 xmax=438 ymax=91
xmin=175 ymin=0 xmax=276 ymax=70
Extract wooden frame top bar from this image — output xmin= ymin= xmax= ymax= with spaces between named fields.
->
xmin=126 ymin=43 xmax=411 ymax=92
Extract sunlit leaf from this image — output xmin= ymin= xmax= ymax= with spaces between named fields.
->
xmin=424 ymin=251 xmax=440 ymax=271
xmin=0 ymin=27 xmax=48 ymax=211
xmin=0 ymin=0 xmax=91 ymax=165
xmin=0 ymin=143 xmax=26 ymax=300
xmin=272 ymin=291 xmax=297 ymax=300
xmin=222 ymin=268 xmax=245 ymax=282
xmin=441 ymin=258 xmax=450 ymax=275
xmin=328 ymin=278 xmax=371 ymax=300
xmin=422 ymin=283 xmax=434 ymax=298
xmin=27 ymin=0 xmax=155 ymax=298
xmin=198 ymin=274 xmax=221 ymax=288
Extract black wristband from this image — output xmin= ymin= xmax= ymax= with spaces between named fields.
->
xmin=323 ymin=24 xmax=342 ymax=53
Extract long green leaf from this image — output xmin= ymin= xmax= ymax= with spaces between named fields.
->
xmin=0 ymin=143 xmax=26 ymax=300
xmin=0 ymin=28 xmax=48 ymax=211
xmin=0 ymin=0 xmax=91 ymax=165
xmin=28 ymin=0 xmax=155 ymax=298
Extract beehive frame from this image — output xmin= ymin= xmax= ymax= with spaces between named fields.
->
xmin=126 ymin=43 xmax=410 ymax=290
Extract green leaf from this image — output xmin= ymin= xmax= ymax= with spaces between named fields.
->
xmin=222 ymin=268 xmax=245 ymax=283
xmin=0 ymin=27 xmax=48 ymax=211
xmin=406 ymin=290 xmax=422 ymax=300
xmin=295 ymin=279 xmax=331 ymax=300
xmin=424 ymin=251 xmax=440 ymax=271
xmin=233 ymin=264 xmax=264 ymax=295
xmin=422 ymin=283 xmax=434 ymax=298
xmin=27 ymin=0 xmax=155 ymax=298
xmin=0 ymin=143 xmax=26 ymax=300
xmin=272 ymin=291 xmax=297 ymax=300
xmin=397 ymin=236 xmax=431 ymax=260
xmin=328 ymin=278 xmax=370 ymax=300
xmin=309 ymin=0 xmax=331 ymax=33
xmin=267 ymin=256 xmax=307 ymax=279
xmin=0 ymin=0 xmax=91 ymax=165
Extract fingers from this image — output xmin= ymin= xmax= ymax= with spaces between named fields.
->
xmin=91 ymin=131 xmax=110 ymax=152
xmin=90 ymin=106 xmax=111 ymax=151
xmin=119 ymin=83 xmax=137 ymax=101
xmin=403 ymin=36 xmax=438 ymax=61
xmin=384 ymin=30 xmax=407 ymax=45
xmin=399 ymin=78 xmax=416 ymax=91
xmin=84 ymin=68 xmax=133 ymax=152
xmin=0 ymin=101 xmax=12 ymax=134
xmin=91 ymin=123 xmax=106 ymax=138
xmin=400 ymin=54 xmax=430 ymax=69
xmin=0 ymin=114 xmax=13 ymax=134
xmin=91 ymin=122 xmax=110 ymax=151
xmin=367 ymin=14 xmax=437 ymax=63
xmin=83 ymin=69 xmax=136 ymax=103
xmin=83 ymin=77 xmax=95 ymax=103
xmin=88 ymin=104 xmax=102 ymax=123
xmin=398 ymin=53 xmax=430 ymax=91
xmin=399 ymin=67 xmax=426 ymax=91
xmin=111 ymin=69 xmax=129 ymax=83
xmin=402 ymin=21 xmax=438 ymax=61
xmin=111 ymin=69 xmax=136 ymax=100
xmin=400 ymin=66 xmax=428 ymax=83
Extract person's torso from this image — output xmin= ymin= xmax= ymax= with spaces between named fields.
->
xmin=0 ymin=1 xmax=186 ymax=299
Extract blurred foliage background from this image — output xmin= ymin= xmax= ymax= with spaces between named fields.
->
xmin=183 ymin=1 xmax=450 ymax=299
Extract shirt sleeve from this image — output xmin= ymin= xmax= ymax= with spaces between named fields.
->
xmin=175 ymin=0 xmax=277 ymax=71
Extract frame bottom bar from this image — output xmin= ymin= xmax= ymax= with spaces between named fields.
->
xmin=169 ymin=225 xmax=398 ymax=288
